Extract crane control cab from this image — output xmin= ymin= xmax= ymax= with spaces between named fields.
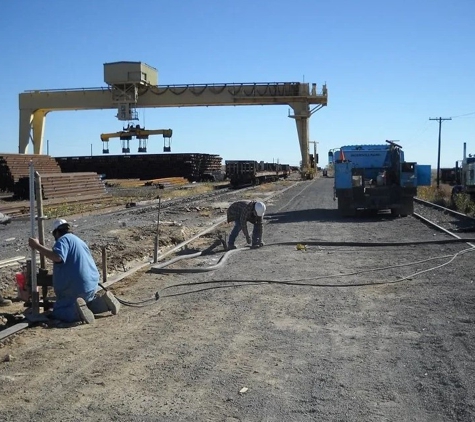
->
xmin=329 ymin=140 xmax=431 ymax=217
xmin=100 ymin=124 xmax=173 ymax=154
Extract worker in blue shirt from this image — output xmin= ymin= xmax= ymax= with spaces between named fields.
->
xmin=28 ymin=219 xmax=120 ymax=324
xmin=226 ymin=200 xmax=266 ymax=250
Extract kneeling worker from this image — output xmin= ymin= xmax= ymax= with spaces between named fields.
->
xmin=227 ymin=200 xmax=266 ymax=250
xmin=28 ymin=219 xmax=120 ymax=324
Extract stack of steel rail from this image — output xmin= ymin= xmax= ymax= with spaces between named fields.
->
xmin=0 ymin=153 xmax=61 ymax=192
xmin=0 ymin=154 xmax=111 ymax=218
xmin=13 ymin=172 xmax=109 ymax=200
xmin=54 ymin=153 xmax=223 ymax=181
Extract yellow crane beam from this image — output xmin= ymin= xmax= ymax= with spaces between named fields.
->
xmin=100 ymin=127 xmax=172 ymax=142
xmin=19 ymin=81 xmax=328 ymax=173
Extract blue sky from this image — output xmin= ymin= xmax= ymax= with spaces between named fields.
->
xmin=1 ymin=0 xmax=474 ymax=168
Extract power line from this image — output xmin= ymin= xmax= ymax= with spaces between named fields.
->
xmin=450 ymin=111 xmax=475 ymax=119
xmin=429 ymin=117 xmax=452 ymax=189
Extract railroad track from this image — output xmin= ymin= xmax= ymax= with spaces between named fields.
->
xmin=414 ymin=197 xmax=475 ymax=239
xmin=0 ymin=178 xmax=291 ymax=271
xmin=73 ymin=175 xmax=302 ymax=233
xmin=0 ymin=185 xmax=226 ymax=220
xmin=0 ymin=179 xmax=249 ymax=220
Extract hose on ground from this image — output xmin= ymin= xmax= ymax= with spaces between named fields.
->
xmin=96 ymin=248 xmax=241 ymax=306
xmin=151 ymin=248 xmax=244 ymax=273
xmin=156 ymin=245 xmax=475 ymax=294
xmin=98 ymin=282 xmax=160 ymax=307
xmin=107 ymin=239 xmax=475 ymax=306
xmin=266 ymin=239 xmax=475 ymax=247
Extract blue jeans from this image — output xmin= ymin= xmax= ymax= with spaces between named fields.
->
xmin=228 ymin=221 xmax=261 ymax=246
xmin=51 ymin=289 xmax=109 ymax=322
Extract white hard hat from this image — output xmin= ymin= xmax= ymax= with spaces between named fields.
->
xmin=254 ymin=201 xmax=266 ymax=217
xmin=52 ymin=218 xmax=68 ymax=232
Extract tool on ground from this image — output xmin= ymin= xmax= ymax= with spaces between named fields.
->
xmin=217 ymin=232 xmax=227 ymax=250
xmin=153 ymin=196 xmax=161 ymax=263
xmin=102 ymin=247 xmax=108 ymax=284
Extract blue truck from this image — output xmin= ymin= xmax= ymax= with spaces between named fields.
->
xmin=329 ymin=140 xmax=431 ymax=217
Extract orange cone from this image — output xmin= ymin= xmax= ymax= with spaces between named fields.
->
xmin=340 ymin=148 xmax=346 ymax=161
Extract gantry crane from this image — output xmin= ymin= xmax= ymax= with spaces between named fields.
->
xmin=19 ymin=62 xmax=328 ymax=177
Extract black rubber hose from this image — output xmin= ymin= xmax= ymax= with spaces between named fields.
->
xmin=151 ymin=238 xmax=475 ymax=275
xmin=150 ymin=248 xmax=245 ymax=273
xmin=268 ymin=238 xmax=475 ymax=247
xmin=100 ymin=239 xmax=475 ymax=306
xmin=159 ymin=246 xmax=475 ymax=295
xmin=98 ymin=282 xmax=160 ymax=307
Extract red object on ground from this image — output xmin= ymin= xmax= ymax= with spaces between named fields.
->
xmin=15 ymin=272 xmax=26 ymax=290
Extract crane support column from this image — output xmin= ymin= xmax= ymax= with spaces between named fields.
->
xmin=289 ymin=102 xmax=311 ymax=177
xmin=19 ymin=109 xmax=47 ymax=154
xmin=19 ymin=109 xmax=34 ymax=154
xmin=31 ymin=110 xmax=47 ymax=155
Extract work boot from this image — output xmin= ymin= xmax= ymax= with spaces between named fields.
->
xmin=75 ymin=298 xmax=95 ymax=324
xmin=227 ymin=244 xmax=237 ymax=251
xmin=103 ymin=291 xmax=121 ymax=315
xmin=0 ymin=294 xmax=12 ymax=307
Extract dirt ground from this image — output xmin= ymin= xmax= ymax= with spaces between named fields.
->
xmin=1 ymin=177 xmax=475 ymax=421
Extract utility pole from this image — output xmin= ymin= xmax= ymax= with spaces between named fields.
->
xmin=429 ymin=117 xmax=452 ymax=188
xmin=309 ymin=141 xmax=319 ymax=167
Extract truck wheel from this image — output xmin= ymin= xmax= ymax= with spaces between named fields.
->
xmin=343 ymin=208 xmax=356 ymax=217
xmin=338 ymin=198 xmax=355 ymax=217
xmin=400 ymin=199 xmax=414 ymax=217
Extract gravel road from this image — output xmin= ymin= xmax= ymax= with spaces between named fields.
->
xmin=1 ymin=177 xmax=474 ymax=421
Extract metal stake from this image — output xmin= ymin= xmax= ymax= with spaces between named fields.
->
xmin=101 ymin=247 xmax=107 ymax=284
xmin=35 ymin=171 xmax=48 ymax=307
xmin=34 ymin=172 xmax=46 ymax=268
xmin=29 ymin=162 xmax=39 ymax=315
xmin=153 ymin=196 xmax=161 ymax=263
